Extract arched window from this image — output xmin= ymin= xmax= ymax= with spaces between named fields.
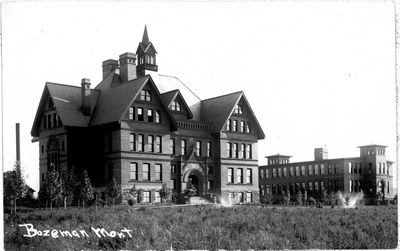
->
xmin=47 ymin=138 xmax=59 ymax=172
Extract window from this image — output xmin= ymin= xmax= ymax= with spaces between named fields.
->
xmin=154 ymin=192 xmax=161 ymax=203
xmin=170 ymin=139 xmax=175 ymax=155
xmin=314 ymin=181 xmax=319 ymax=193
xmin=334 ymin=180 xmax=339 ymax=192
xmin=328 ymin=163 xmax=332 ymax=174
xmin=247 ymin=144 xmax=252 ymax=159
xmin=238 ymin=192 xmax=244 ymax=202
xmin=53 ymin=113 xmax=58 ymax=127
xmin=334 ymin=162 xmax=339 ymax=174
xmin=320 ymin=164 xmax=325 ymax=175
xmin=155 ymin=110 xmax=161 ymax=123
xmin=295 ymin=166 xmax=300 ymax=176
xmin=143 ymin=164 xmax=150 ymax=181
xmin=246 ymin=121 xmax=251 ymax=133
xmin=308 ymin=165 xmax=313 ymax=175
xmin=108 ymin=134 xmax=113 ymax=153
xmin=272 ymin=168 xmax=276 ymax=178
xmin=227 ymin=142 xmax=232 ymax=157
xmin=272 ymin=184 xmax=277 ymax=195
xmin=181 ymin=139 xmax=186 ymax=155
xmin=171 ymin=164 xmax=176 ymax=173
xmin=349 ymin=162 xmax=353 ymax=173
xmin=246 ymin=192 xmax=252 ymax=202
xmin=314 ymin=164 xmax=319 ymax=175
xmin=130 ymin=163 xmax=138 ymax=180
xmin=228 ymin=168 xmax=233 ymax=183
xmin=138 ymin=134 xmax=144 ymax=151
xmin=171 ymin=101 xmax=181 ymax=111
xmin=240 ymin=144 xmax=245 ymax=158
xmin=155 ymin=136 xmax=161 ymax=153
xmin=260 ymin=169 xmax=265 ymax=179
xmin=320 ymin=181 xmax=325 ymax=192
xmin=290 ymin=167 xmax=294 ymax=177
xmin=140 ymin=90 xmax=151 ymax=101
xmin=129 ymin=133 xmax=135 ymax=151
xmin=41 ymin=145 xmax=44 ymax=154
xmin=172 ymin=179 xmax=177 ymax=190
xmin=246 ymin=169 xmax=252 ymax=183
xmin=301 ymin=183 xmax=306 ymax=193
xmin=143 ymin=191 xmax=150 ymax=203
xmin=237 ymin=168 xmax=243 ymax=183
xmin=277 ymin=167 xmax=282 ymax=178
xmin=208 ymin=166 xmax=213 ymax=175
xmin=196 ymin=141 xmax=202 ymax=156
xmin=240 ymin=121 xmax=245 ymax=132
xmin=148 ymin=109 xmax=154 ymax=122
xmin=290 ymin=183 xmax=295 ymax=195
xmin=226 ymin=119 xmax=231 ymax=131
xmin=43 ymin=116 xmax=47 ymax=129
xmin=283 ymin=167 xmax=287 ymax=177
xmin=207 ymin=142 xmax=211 ymax=157
xmin=301 ymin=166 xmax=306 ymax=176
xmin=155 ymin=164 xmax=162 ymax=181
xmin=228 ymin=192 xmax=234 ymax=202
xmin=48 ymin=115 xmax=52 ymax=128
xmin=208 ymin=180 xmax=214 ymax=190
xmin=378 ymin=163 xmax=381 ymax=174
xmin=308 ymin=182 xmax=313 ymax=194
xmin=233 ymin=143 xmax=238 ymax=158
xmin=368 ymin=163 xmax=372 ymax=174
xmin=328 ymin=180 xmax=333 ymax=193
xmin=138 ymin=108 xmax=144 ymax=121
xmin=265 ymin=169 xmax=269 ymax=178
xmin=129 ymin=106 xmax=135 ymax=120
xmin=387 ymin=181 xmax=389 ymax=193
xmin=234 ymin=104 xmax=243 ymax=114
xmin=349 ymin=180 xmax=353 ymax=192
xmin=148 ymin=135 xmax=154 ymax=152
xmin=359 ymin=163 xmax=362 ymax=174
xmin=233 ymin=120 xmax=238 ymax=131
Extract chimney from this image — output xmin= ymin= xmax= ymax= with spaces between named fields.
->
xmin=16 ymin=123 xmax=20 ymax=162
xmin=119 ymin=52 xmax=137 ymax=83
xmin=314 ymin=147 xmax=328 ymax=161
xmin=102 ymin=59 xmax=119 ymax=79
xmin=81 ymin=78 xmax=91 ymax=116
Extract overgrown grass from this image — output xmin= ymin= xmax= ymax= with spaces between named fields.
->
xmin=4 ymin=204 xmax=398 ymax=250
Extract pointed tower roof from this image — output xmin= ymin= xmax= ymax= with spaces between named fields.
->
xmin=136 ymin=25 xmax=158 ymax=54
xmin=142 ymin=25 xmax=150 ymax=45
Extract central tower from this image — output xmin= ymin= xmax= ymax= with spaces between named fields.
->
xmin=136 ymin=25 xmax=158 ymax=77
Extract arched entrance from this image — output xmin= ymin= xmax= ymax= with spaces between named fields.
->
xmin=188 ymin=175 xmax=199 ymax=195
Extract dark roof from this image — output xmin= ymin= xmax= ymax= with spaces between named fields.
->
xmin=161 ymin=89 xmax=194 ymax=119
xmin=357 ymin=144 xmax=388 ymax=148
xmin=201 ymin=91 xmax=265 ymax=139
xmin=31 ymin=82 xmax=100 ymax=137
xmin=94 ymin=69 xmax=122 ymax=90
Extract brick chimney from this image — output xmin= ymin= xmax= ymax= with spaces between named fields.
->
xmin=81 ymin=78 xmax=91 ymax=116
xmin=102 ymin=59 xmax=119 ymax=79
xmin=119 ymin=52 xmax=137 ymax=82
xmin=314 ymin=147 xmax=328 ymax=161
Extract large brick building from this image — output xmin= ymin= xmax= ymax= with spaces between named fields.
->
xmin=31 ymin=26 xmax=265 ymax=204
xmin=259 ymin=144 xmax=395 ymax=200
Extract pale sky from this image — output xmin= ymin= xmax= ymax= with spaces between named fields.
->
xmin=1 ymin=1 xmax=397 ymax=192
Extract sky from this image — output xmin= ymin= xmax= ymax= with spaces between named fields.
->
xmin=1 ymin=1 xmax=397 ymax=193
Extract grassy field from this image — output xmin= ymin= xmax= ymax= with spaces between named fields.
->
xmin=4 ymin=204 xmax=398 ymax=250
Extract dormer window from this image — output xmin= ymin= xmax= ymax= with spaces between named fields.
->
xmin=140 ymin=90 xmax=151 ymax=101
xmin=171 ymin=101 xmax=181 ymax=111
xmin=234 ymin=104 xmax=243 ymax=114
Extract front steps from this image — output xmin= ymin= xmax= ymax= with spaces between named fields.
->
xmin=189 ymin=196 xmax=213 ymax=205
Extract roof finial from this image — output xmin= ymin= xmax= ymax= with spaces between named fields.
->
xmin=142 ymin=25 xmax=149 ymax=45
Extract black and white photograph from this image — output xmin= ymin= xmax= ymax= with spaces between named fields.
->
xmin=1 ymin=1 xmax=397 ymax=250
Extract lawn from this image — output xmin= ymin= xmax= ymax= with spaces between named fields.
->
xmin=4 ymin=204 xmax=398 ymax=250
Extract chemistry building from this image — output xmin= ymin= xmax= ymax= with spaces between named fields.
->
xmin=259 ymin=144 xmax=395 ymax=200
xmin=30 ymin=26 xmax=265 ymax=204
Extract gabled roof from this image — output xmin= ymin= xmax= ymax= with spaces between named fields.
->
xmin=89 ymin=75 xmax=178 ymax=131
xmin=200 ymin=91 xmax=265 ymax=139
xmin=161 ymin=89 xmax=194 ymax=119
xmin=31 ymin=82 xmax=100 ymax=137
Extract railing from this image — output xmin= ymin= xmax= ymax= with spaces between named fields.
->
xmin=177 ymin=121 xmax=212 ymax=131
